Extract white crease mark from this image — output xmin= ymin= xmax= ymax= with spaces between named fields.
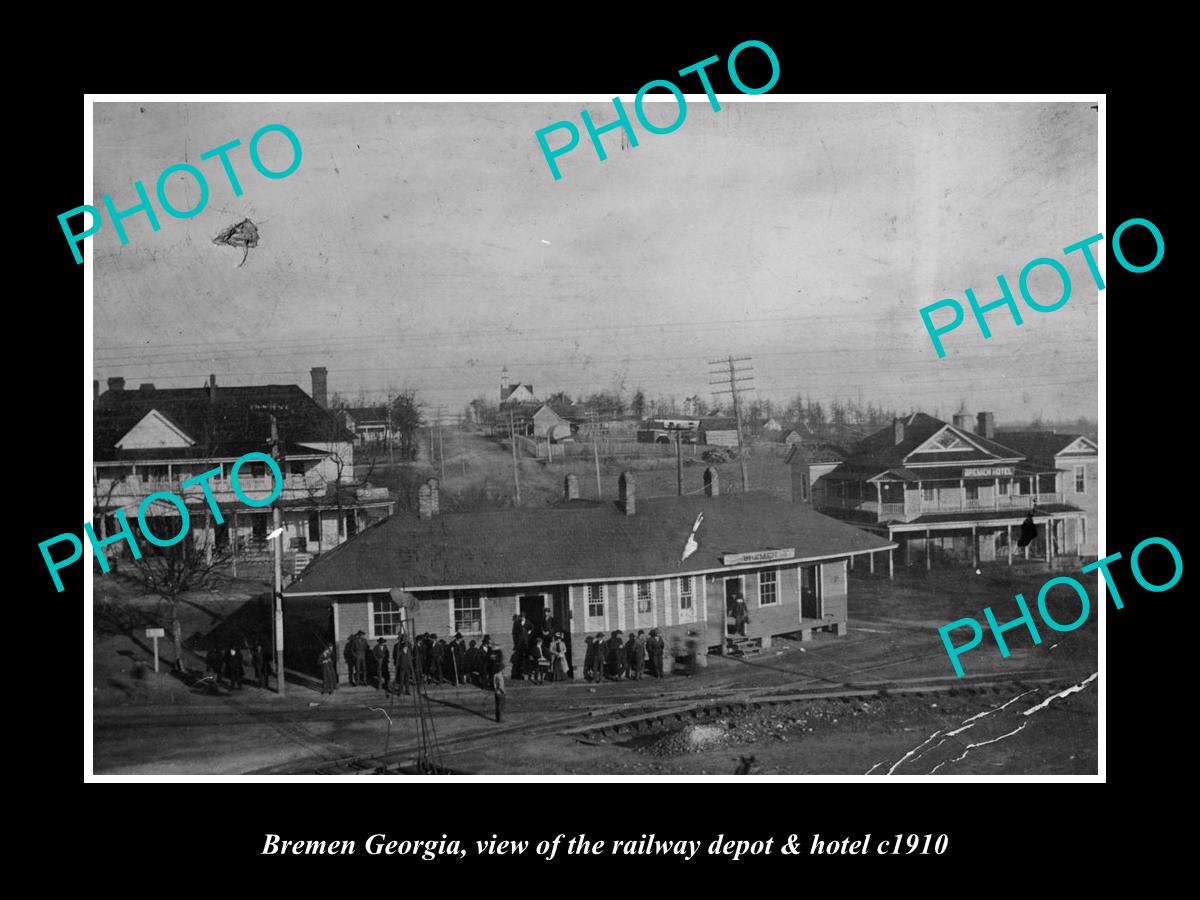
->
xmin=864 ymin=762 xmax=884 ymax=775
xmin=886 ymin=729 xmax=943 ymax=775
xmin=1022 ymin=673 xmax=1098 ymax=716
xmin=929 ymin=724 xmax=1028 ymax=774
xmin=908 ymin=736 xmax=949 ymax=765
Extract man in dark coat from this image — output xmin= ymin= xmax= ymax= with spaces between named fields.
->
xmin=350 ymin=630 xmax=368 ymax=686
xmin=429 ymin=639 xmax=446 ymax=685
xmin=373 ymin=638 xmax=390 ymax=691
xmin=648 ymin=629 xmax=666 ymax=678
xmin=319 ymin=645 xmax=337 ymax=694
xmin=393 ymin=634 xmax=415 ymax=696
xmin=225 ymin=646 xmax=245 ymax=689
xmin=582 ymin=636 xmax=598 ymax=682
xmin=251 ymin=641 xmax=269 ymax=689
xmin=731 ymin=593 xmax=750 ymax=637
xmin=450 ymin=633 xmax=467 ymax=684
xmin=464 ymin=640 xmax=482 ymax=685
xmin=492 ymin=652 xmax=507 ymax=723
xmin=511 ymin=614 xmax=529 ymax=679
xmin=606 ymin=630 xmax=626 ymax=681
xmin=624 ymin=633 xmax=639 ymax=679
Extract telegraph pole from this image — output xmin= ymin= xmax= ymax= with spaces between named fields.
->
xmin=508 ymin=408 xmax=521 ymax=505
xmin=675 ymin=426 xmax=683 ymax=496
xmin=436 ymin=406 xmax=445 ymax=481
xmin=589 ymin=410 xmax=602 ymax=498
xmin=709 ymin=355 xmax=754 ymax=492
xmin=269 ymin=414 xmax=286 ymax=697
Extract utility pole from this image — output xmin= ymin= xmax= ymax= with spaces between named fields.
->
xmin=675 ymin=426 xmax=683 ymax=496
xmin=269 ymin=414 xmax=286 ymax=697
xmin=387 ymin=392 xmax=394 ymax=468
xmin=589 ymin=409 xmax=602 ymax=498
xmin=458 ymin=414 xmax=466 ymax=477
xmin=508 ymin=408 xmax=521 ymax=505
xmin=709 ymin=354 xmax=754 ymax=492
xmin=437 ymin=406 xmax=445 ymax=481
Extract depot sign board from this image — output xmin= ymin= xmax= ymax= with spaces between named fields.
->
xmin=722 ymin=548 xmax=795 ymax=566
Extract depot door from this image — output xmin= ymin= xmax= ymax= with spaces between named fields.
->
xmin=800 ymin=565 xmax=822 ymax=620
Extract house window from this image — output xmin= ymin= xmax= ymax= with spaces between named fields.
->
xmin=1018 ymin=478 xmax=1031 ymax=495
xmin=678 ymin=577 xmax=693 ymax=611
xmin=453 ymin=591 xmax=483 ymax=635
xmin=587 ymin=583 xmax=605 ymax=618
xmin=371 ymin=594 xmax=405 ymax=637
xmin=307 ymin=512 xmax=320 ymax=541
xmin=289 ymin=460 xmax=306 ymax=477
xmin=799 ymin=472 xmax=810 ymax=501
xmin=338 ymin=514 xmax=345 ymax=537
xmin=1074 ymin=465 xmax=1086 ymax=494
xmin=923 ymin=486 xmax=935 ymax=502
xmin=965 ymin=483 xmax=979 ymax=500
xmin=759 ymin=569 xmax=778 ymax=606
xmin=141 ymin=464 xmax=169 ymax=483
xmin=999 ymin=480 xmax=1009 ymax=496
xmin=252 ymin=516 xmax=267 ymax=544
xmin=346 ymin=512 xmax=358 ymax=538
xmin=636 ymin=581 xmax=652 ymax=614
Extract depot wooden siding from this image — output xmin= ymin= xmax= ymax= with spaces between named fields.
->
xmin=326 ymin=557 xmax=851 ymax=677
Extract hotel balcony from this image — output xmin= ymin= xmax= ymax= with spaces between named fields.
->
xmin=819 ymin=491 xmax=1064 ymax=524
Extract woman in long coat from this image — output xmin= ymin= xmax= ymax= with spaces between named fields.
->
xmin=528 ymin=639 xmax=547 ymax=685
xmin=550 ymin=633 xmax=568 ymax=682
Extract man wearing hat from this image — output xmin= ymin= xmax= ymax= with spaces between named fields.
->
xmin=606 ymin=630 xmax=626 ymax=681
xmin=373 ymin=637 xmax=390 ymax=691
xmin=392 ymin=633 xmax=415 ymax=696
xmin=348 ymin=630 xmax=368 ymax=686
xmin=648 ymin=628 xmax=666 ymax=678
xmin=491 ymin=651 xmax=507 ymax=723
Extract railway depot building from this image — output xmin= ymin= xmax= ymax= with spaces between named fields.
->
xmin=795 ymin=412 xmax=1092 ymax=569
xmin=283 ymin=471 xmax=895 ymax=677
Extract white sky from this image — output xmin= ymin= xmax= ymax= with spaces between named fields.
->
xmin=92 ymin=100 xmax=1098 ymax=424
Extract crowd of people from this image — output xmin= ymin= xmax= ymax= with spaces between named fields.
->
xmin=319 ymin=607 xmax=701 ymax=698
xmin=204 ymin=641 xmax=270 ymax=690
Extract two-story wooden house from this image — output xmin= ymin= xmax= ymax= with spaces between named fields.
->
xmin=792 ymin=412 xmax=1090 ymax=569
xmin=92 ymin=371 xmax=396 ymax=569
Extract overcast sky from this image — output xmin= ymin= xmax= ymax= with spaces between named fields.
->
xmin=92 ymin=100 xmax=1098 ymax=424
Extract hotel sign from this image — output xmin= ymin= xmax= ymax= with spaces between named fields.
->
xmin=964 ymin=466 xmax=1014 ymax=477
xmin=722 ymin=548 xmax=796 ymax=566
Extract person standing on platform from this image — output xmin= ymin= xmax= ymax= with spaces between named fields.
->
xmin=319 ymin=645 xmax=337 ymax=694
xmin=492 ymin=652 xmax=507 ymax=723
xmin=631 ymin=630 xmax=647 ymax=680
xmin=393 ymin=634 xmax=414 ymax=696
xmin=550 ymin=632 xmax=568 ymax=682
xmin=373 ymin=638 xmax=390 ymax=691
xmin=648 ymin=629 xmax=665 ymax=678
xmin=512 ymin=613 xmax=529 ymax=680
xmin=350 ymin=630 xmax=368 ymax=686
xmin=225 ymin=646 xmax=244 ymax=690
xmin=732 ymin=593 xmax=750 ymax=637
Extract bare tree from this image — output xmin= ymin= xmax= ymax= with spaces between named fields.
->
xmin=127 ymin=515 xmax=231 ymax=671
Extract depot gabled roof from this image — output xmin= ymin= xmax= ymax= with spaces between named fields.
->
xmin=284 ymin=491 xmax=896 ymax=596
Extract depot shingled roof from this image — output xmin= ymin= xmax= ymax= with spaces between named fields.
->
xmin=284 ymin=491 xmax=896 ymax=596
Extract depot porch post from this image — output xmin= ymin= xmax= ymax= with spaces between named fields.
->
xmin=1007 ymin=524 xmax=1013 ymax=565
xmin=925 ymin=527 xmax=931 ymax=571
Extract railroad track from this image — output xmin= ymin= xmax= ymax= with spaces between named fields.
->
xmin=292 ymin=666 xmax=1077 ymax=775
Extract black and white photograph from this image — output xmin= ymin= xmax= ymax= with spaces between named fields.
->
xmin=85 ymin=97 xmax=1100 ymax=778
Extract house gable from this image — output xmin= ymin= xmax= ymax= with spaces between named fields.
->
xmin=114 ymin=409 xmax=196 ymax=450
xmin=1057 ymin=436 xmax=1098 ymax=458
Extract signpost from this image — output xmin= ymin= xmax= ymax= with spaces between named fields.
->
xmin=721 ymin=548 xmax=796 ymax=566
xmin=145 ymin=627 xmax=166 ymax=672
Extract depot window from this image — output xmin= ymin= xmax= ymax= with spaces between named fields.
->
xmin=759 ymin=569 xmax=778 ymax=606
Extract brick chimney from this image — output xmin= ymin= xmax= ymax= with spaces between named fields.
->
xmin=107 ymin=377 xmax=125 ymax=393
xmin=952 ymin=413 xmax=971 ymax=432
xmin=893 ymin=417 xmax=905 ymax=445
xmin=618 ymin=470 xmax=636 ymax=516
xmin=418 ymin=477 xmax=440 ymax=519
xmin=208 ymin=373 xmax=217 ymax=402
xmin=704 ymin=466 xmax=720 ymax=497
xmin=976 ymin=411 xmax=995 ymax=440
xmin=563 ymin=473 xmax=580 ymax=501
xmin=311 ymin=366 xmax=328 ymax=409
xmin=139 ymin=382 xmax=155 ymax=391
